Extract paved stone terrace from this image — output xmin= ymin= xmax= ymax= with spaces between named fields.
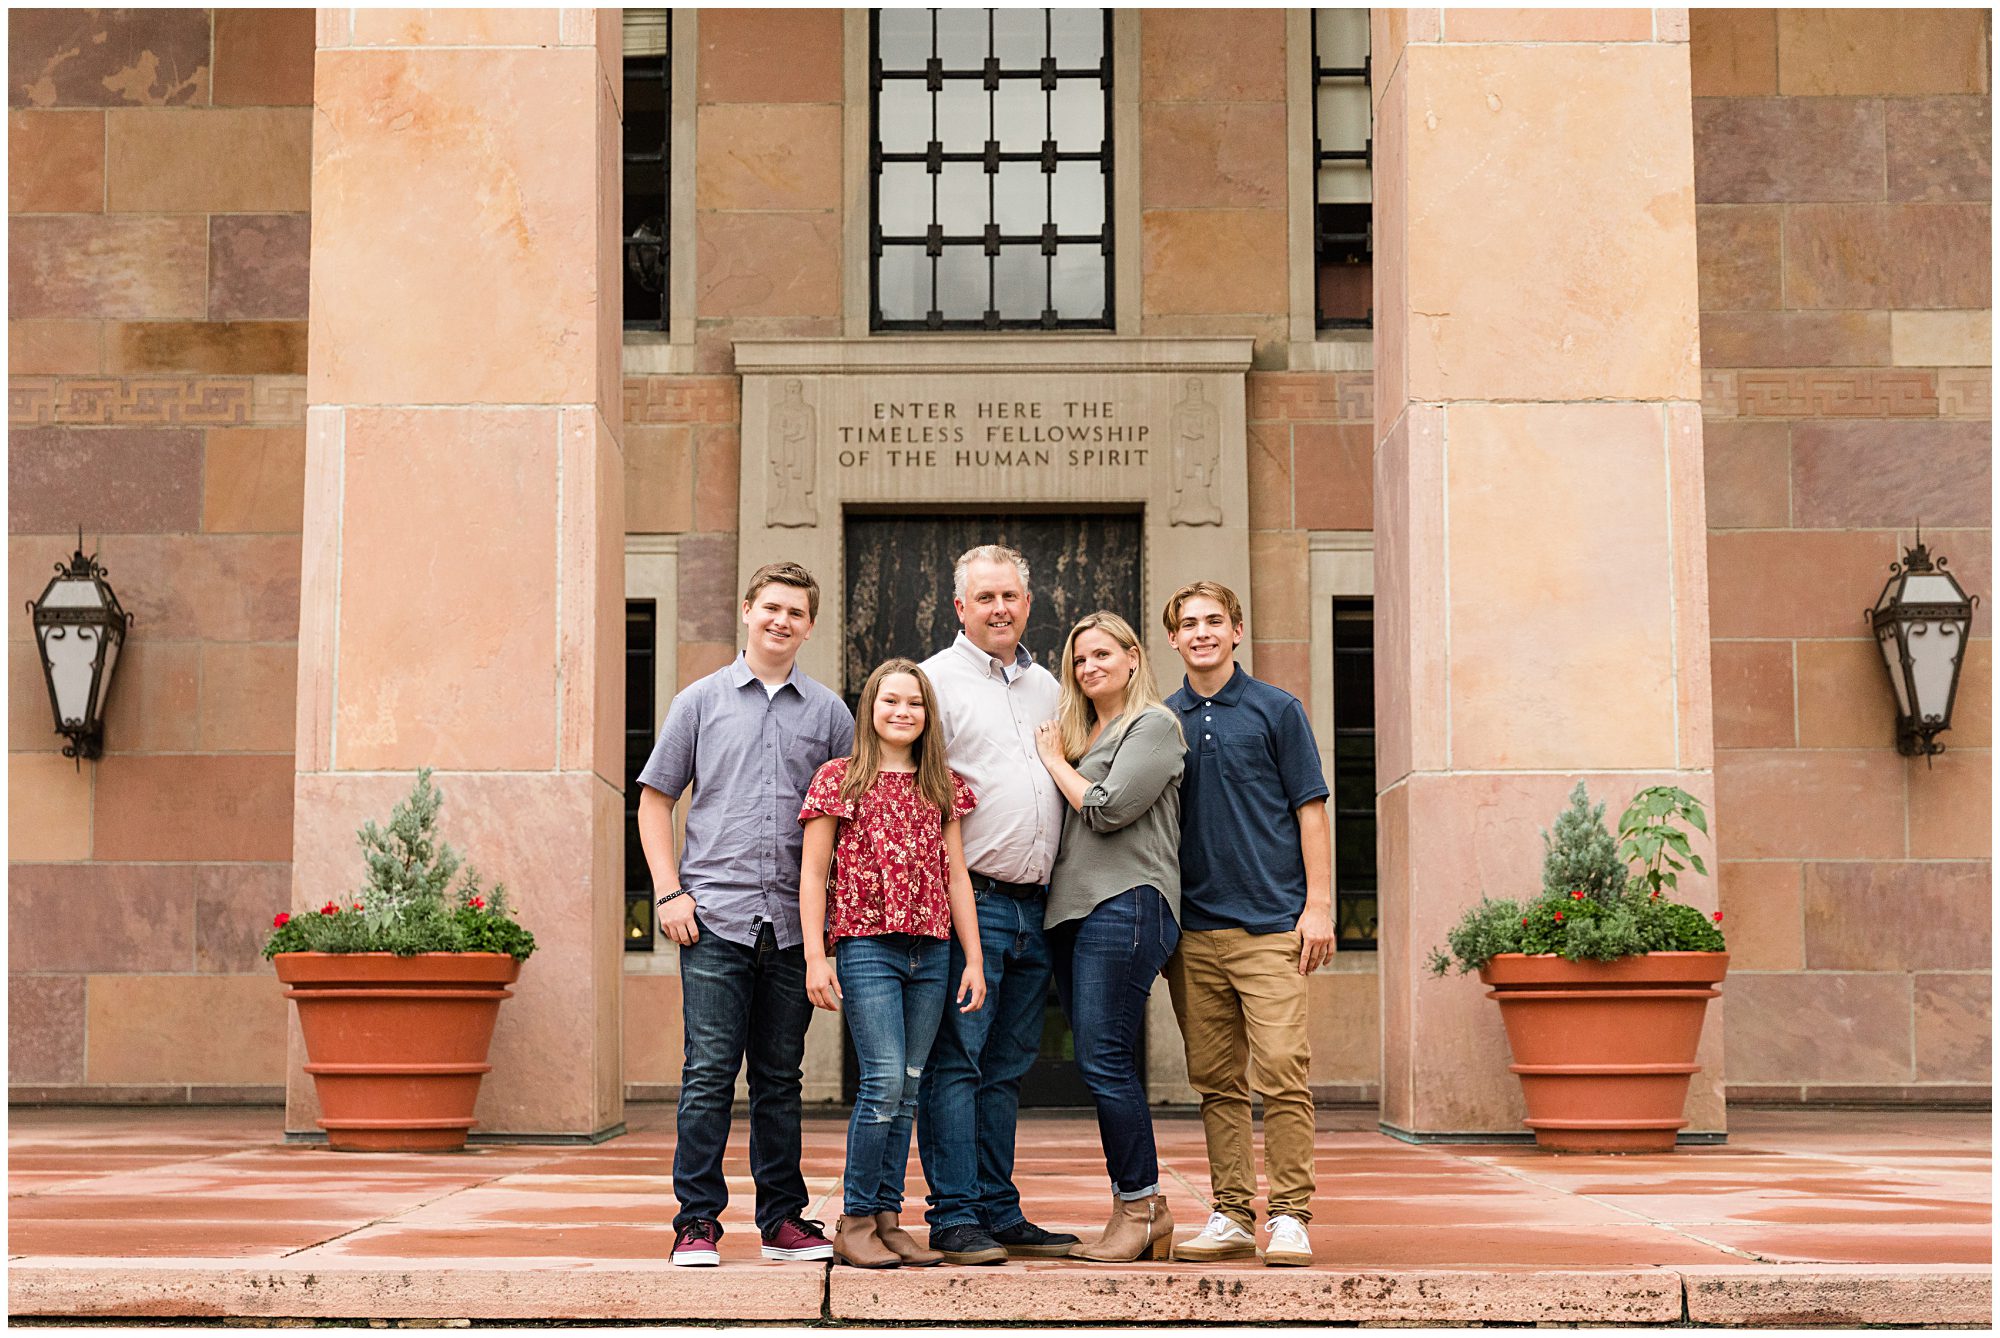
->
xmin=7 ymin=1105 xmax=1990 ymax=1326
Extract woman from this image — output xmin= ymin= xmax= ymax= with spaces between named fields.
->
xmin=1032 ymin=611 xmax=1185 ymax=1263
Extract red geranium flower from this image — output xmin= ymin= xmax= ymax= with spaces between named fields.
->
xmin=1553 ymin=911 xmax=1564 ymax=922
xmin=320 ymin=901 xmax=338 ymax=916
xmin=1650 ymin=890 xmax=1660 ymax=899
xmin=272 ymin=912 xmax=290 ymax=928
xmin=1713 ymin=911 xmax=1724 ymax=923
xmin=1570 ymin=890 xmax=1585 ymax=900
xmin=1520 ymin=917 xmax=1529 ymax=926
xmin=470 ymin=896 xmax=486 ymax=910
xmin=353 ymin=902 xmax=364 ymax=912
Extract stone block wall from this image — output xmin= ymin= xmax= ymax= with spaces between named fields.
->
xmin=1139 ymin=8 xmax=1292 ymax=366
xmin=8 ymin=9 xmax=314 ymax=1100
xmin=1692 ymin=9 xmax=1992 ymax=1102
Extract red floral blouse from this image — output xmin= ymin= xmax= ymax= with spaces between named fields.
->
xmin=798 ymin=758 xmax=977 ymax=943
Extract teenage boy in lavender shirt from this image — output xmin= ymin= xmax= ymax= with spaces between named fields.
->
xmin=1161 ymin=580 xmax=1334 ymax=1269
xmin=636 ymin=561 xmax=854 ymax=1267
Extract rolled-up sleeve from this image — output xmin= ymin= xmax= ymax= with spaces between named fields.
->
xmin=1080 ymin=710 xmax=1184 ymax=833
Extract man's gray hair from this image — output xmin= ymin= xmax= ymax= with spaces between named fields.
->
xmin=953 ymin=543 xmax=1031 ymax=603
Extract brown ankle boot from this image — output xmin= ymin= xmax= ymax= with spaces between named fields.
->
xmin=1070 ymin=1193 xmax=1173 ymax=1262
xmin=833 ymin=1213 xmax=902 ymax=1268
xmin=874 ymin=1211 xmax=943 ymax=1266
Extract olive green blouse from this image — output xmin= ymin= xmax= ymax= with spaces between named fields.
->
xmin=1045 ymin=707 xmax=1185 ymax=931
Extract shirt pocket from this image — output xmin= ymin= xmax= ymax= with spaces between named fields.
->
xmin=1221 ymin=735 xmax=1274 ymax=787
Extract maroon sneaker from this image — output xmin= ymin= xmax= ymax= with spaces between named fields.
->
xmin=761 ymin=1215 xmax=835 ymax=1261
xmin=672 ymin=1218 xmax=722 ymax=1267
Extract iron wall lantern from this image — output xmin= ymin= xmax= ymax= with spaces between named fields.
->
xmin=27 ymin=537 xmax=133 ymax=761
xmin=1868 ymin=534 xmax=1978 ymax=760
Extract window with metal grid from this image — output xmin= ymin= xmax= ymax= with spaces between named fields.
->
xmin=623 ymin=10 xmax=670 ymax=332
xmin=871 ymin=8 xmax=1114 ymax=331
xmin=625 ymin=599 xmax=658 ymax=950
xmin=1331 ymin=598 xmax=1378 ymax=949
xmin=1313 ymin=9 xmax=1373 ymax=329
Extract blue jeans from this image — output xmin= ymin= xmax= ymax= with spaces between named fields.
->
xmin=916 ymin=886 xmax=1052 ymax=1231
xmin=1050 ymin=885 xmax=1180 ymax=1199
xmin=673 ymin=919 xmax=813 ymax=1234
xmin=836 ymin=933 xmax=950 ymax=1216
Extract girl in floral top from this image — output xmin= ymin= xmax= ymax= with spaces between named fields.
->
xmin=799 ymin=657 xmax=986 ymax=1270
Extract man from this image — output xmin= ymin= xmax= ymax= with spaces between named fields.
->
xmin=1160 ymin=580 xmax=1335 ymax=1268
xmin=914 ymin=543 xmax=1081 ymax=1265
xmin=636 ymin=561 xmax=853 ymax=1267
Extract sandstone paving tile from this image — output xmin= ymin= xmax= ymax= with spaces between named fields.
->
xmin=1541 ymin=1191 xmax=1987 ymax=1227
xmin=302 ymin=1223 xmax=687 ymax=1262
xmin=7 ymin=1153 xmax=222 ymax=1175
xmin=8 ymin=1174 xmax=100 ymax=1196
xmin=486 ymin=1175 xmax=676 ymax=1195
xmin=1311 ymin=1195 xmax=1641 ymax=1228
xmin=8 ymin=1219 xmax=344 ymax=1259
xmin=1674 ymin=1224 xmax=1992 ymax=1265
xmin=1259 ymin=1224 xmax=1739 ymax=1269
xmin=9 ymin=1192 xmax=422 ymax=1223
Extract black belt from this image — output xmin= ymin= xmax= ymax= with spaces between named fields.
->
xmin=972 ymin=873 xmax=1045 ymax=900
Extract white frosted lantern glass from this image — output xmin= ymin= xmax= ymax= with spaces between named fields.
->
xmin=1908 ymin=621 xmax=1960 ymax=723
xmin=95 ymin=631 xmax=122 ymax=720
xmin=1876 ymin=627 xmax=1911 ymax=716
xmin=1902 ymin=573 xmax=1961 ymax=603
xmin=42 ymin=624 xmax=100 ymax=727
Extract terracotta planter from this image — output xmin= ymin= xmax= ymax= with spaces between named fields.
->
xmin=276 ymin=952 xmax=521 ymax=1152
xmin=1478 ymin=951 xmax=1728 ymax=1153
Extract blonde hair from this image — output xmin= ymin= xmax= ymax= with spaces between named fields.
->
xmin=843 ymin=658 xmax=954 ymax=813
xmin=1054 ymin=611 xmax=1184 ymax=761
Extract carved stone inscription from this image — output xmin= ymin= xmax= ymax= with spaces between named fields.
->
xmin=834 ymin=396 xmax=1154 ymax=473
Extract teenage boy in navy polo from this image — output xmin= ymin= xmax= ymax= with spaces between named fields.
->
xmin=637 ymin=561 xmax=854 ymax=1267
xmin=1160 ymin=580 xmax=1334 ymax=1269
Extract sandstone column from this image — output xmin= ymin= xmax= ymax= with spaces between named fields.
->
xmin=289 ymin=9 xmax=626 ymax=1137
xmin=1372 ymin=9 xmax=1724 ymax=1138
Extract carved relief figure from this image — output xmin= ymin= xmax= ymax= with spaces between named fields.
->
xmin=1169 ymin=377 xmax=1223 ymax=527
xmin=768 ymin=379 xmax=818 ymax=528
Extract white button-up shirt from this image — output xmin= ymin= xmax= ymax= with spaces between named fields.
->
xmin=921 ymin=630 xmax=1063 ymax=885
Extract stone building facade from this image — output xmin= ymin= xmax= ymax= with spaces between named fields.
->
xmin=8 ymin=9 xmax=1990 ymax=1136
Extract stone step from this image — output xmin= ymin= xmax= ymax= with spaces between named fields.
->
xmin=12 ymin=1258 xmax=1991 ymax=1326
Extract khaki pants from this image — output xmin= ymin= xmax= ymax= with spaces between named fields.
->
xmin=1164 ymin=928 xmax=1316 ymax=1227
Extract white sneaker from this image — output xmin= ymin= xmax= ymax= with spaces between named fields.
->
xmin=1263 ymin=1213 xmax=1313 ymax=1267
xmin=1171 ymin=1210 xmax=1258 ymax=1262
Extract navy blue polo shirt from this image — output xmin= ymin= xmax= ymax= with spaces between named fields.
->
xmin=1168 ymin=665 xmax=1330 ymax=934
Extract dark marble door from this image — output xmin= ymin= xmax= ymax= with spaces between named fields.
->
xmin=842 ymin=511 xmax=1144 ymax=1109
xmin=842 ymin=512 xmax=1143 ymax=700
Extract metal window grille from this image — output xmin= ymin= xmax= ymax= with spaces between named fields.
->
xmin=624 ymin=599 xmax=658 ymax=950
xmin=623 ymin=10 xmax=670 ymax=331
xmin=1312 ymin=9 xmax=1373 ymax=329
xmin=870 ymin=8 xmax=1115 ymax=331
xmin=1330 ymin=598 xmax=1378 ymax=949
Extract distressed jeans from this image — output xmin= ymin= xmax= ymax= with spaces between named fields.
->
xmin=836 ymin=933 xmax=950 ymax=1216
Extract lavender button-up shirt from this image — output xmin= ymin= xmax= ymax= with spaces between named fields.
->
xmin=637 ymin=653 xmax=854 ymax=949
